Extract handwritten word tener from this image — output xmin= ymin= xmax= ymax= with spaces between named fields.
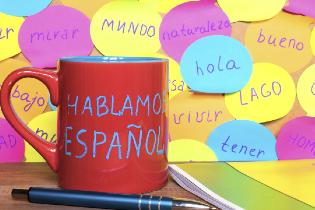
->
xmin=162 ymin=20 xmax=230 ymax=41
xmin=257 ymin=28 xmax=304 ymax=51
xmin=0 ymin=27 xmax=14 ymax=40
xmin=101 ymin=18 xmax=155 ymax=37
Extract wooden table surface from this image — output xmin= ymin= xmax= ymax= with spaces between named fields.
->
xmin=0 ymin=163 xmax=215 ymax=210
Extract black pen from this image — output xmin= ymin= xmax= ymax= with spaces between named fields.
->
xmin=12 ymin=187 xmax=216 ymax=210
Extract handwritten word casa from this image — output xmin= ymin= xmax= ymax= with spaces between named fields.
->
xmin=64 ymin=93 xmax=167 ymax=159
xmin=207 ymin=120 xmax=278 ymax=161
xmin=91 ymin=1 xmax=161 ymax=56
xmin=276 ymin=117 xmax=315 ymax=160
xmin=159 ymin=0 xmax=231 ymax=62
xmin=180 ymin=35 xmax=253 ymax=93
xmin=169 ymin=91 xmax=234 ymax=142
xmin=18 ymin=6 xmax=93 ymax=68
xmin=225 ymin=63 xmax=296 ymax=123
xmin=0 ymin=118 xmax=24 ymax=162
xmin=245 ymin=12 xmax=313 ymax=73
xmin=0 ymin=13 xmax=24 ymax=61
xmin=297 ymin=64 xmax=315 ymax=116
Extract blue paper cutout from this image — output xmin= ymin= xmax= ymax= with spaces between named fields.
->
xmin=206 ymin=120 xmax=278 ymax=161
xmin=180 ymin=35 xmax=253 ymax=93
xmin=0 ymin=0 xmax=52 ymax=16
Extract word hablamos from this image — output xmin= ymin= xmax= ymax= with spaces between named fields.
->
xmin=0 ymin=27 xmax=14 ymax=40
xmin=102 ymin=18 xmax=155 ymax=38
xmin=67 ymin=93 xmax=166 ymax=117
xmin=257 ymin=28 xmax=304 ymax=51
xmin=64 ymin=124 xmax=165 ymax=160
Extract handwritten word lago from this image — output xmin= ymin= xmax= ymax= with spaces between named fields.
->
xmin=67 ymin=93 xmax=166 ymax=117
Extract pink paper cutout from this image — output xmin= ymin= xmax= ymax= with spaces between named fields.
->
xmin=276 ymin=116 xmax=315 ymax=160
xmin=284 ymin=0 xmax=315 ymax=19
xmin=18 ymin=5 xmax=93 ymax=68
xmin=159 ymin=0 xmax=231 ymax=62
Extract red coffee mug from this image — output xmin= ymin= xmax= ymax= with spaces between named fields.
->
xmin=0 ymin=56 xmax=169 ymax=193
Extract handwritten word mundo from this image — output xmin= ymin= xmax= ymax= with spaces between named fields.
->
xmin=11 ymin=85 xmax=46 ymax=112
xmin=162 ymin=20 xmax=230 ymax=41
xmin=102 ymin=18 xmax=155 ymax=38
xmin=30 ymin=29 xmax=79 ymax=43
xmin=0 ymin=27 xmax=14 ymax=40
xmin=67 ymin=94 xmax=165 ymax=117
xmin=239 ymin=81 xmax=282 ymax=105
xmin=257 ymin=28 xmax=304 ymax=51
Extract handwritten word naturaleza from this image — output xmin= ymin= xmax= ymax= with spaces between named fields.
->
xmin=101 ymin=18 xmax=156 ymax=38
xmin=64 ymin=93 xmax=167 ymax=160
xmin=257 ymin=28 xmax=304 ymax=51
xmin=162 ymin=20 xmax=230 ymax=41
xmin=0 ymin=27 xmax=14 ymax=40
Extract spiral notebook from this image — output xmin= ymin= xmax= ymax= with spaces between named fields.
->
xmin=169 ymin=160 xmax=315 ymax=210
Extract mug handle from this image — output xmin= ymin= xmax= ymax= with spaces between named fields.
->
xmin=0 ymin=68 xmax=59 ymax=172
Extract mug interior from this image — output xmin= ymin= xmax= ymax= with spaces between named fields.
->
xmin=60 ymin=56 xmax=168 ymax=63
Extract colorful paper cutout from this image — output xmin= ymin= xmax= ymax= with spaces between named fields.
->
xmin=169 ymin=91 xmax=234 ymax=142
xmin=180 ymin=35 xmax=253 ymax=93
xmin=168 ymin=139 xmax=217 ymax=162
xmin=284 ymin=0 xmax=315 ymax=19
xmin=90 ymin=0 xmax=161 ymax=56
xmin=18 ymin=6 xmax=93 ymax=68
xmin=60 ymin=0 xmax=109 ymax=17
xmin=0 ymin=0 xmax=52 ymax=16
xmin=245 ymin=12 xmax=313 ymax=73
xmin=207 ymin=120 xmax=278 ymax=161
xmin=217 ymin=0 xmax=287 ymax=22
xmin=159 ymin=0 xmax=231 ymax=62
xmin=229 ymin=160 xmax=315 ymax=207
xmin=0 ymin=118 xmax=24 ymax=163
xmin=0 ymin=59 xmax=49 ymax=123
xmin=276 ymin=117 xmax=315 ymax=160
xmin=225 ymin=63 xmax=296 ymax=123
xmin=0 ymin=13 xmax=24 ymax=62
xmin=26 ymin=111 xmax=57 ymax=162
xmin=297 ymin=64 xmax=315 ymax=116
xmin=311 ymin=27 xmax=315 ymax=56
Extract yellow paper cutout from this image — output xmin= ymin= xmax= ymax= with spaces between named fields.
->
xmin=0 ymin=59 xmax=49 ymax=123
xmin=168 ymin=139 xmax=217 ymax=162
xmin=225 ymin=63 xmax=296 ymax=123
xmin=311 ymin=27 xmax=315 ymax=56
xmin=151 ymin=53 xmax=187 ymax=99
xmin=297 ymin=64 xmax=315 ymax=116
xmin=245 ymin=12 xmax=313 ymax=73
xmin=60 ymin=0 xmax=110 ymax=18
xmin=170 ymin=91 xmax=234 ymax=142
xmin=217 ymin=0 xmax=287 ymax=22
xmin=90 ymin=0 xmax=161 ymax=56
xmin=25 ymin=111 xmax=57 ymax=162
xmin=229 ymin=160 xmax=315 ymax=207
xmin=0 ymin=13 xmax=24 ymax=61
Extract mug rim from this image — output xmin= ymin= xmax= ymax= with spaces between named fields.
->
xmin=60 ymin=56 xmax=168 ymax=63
